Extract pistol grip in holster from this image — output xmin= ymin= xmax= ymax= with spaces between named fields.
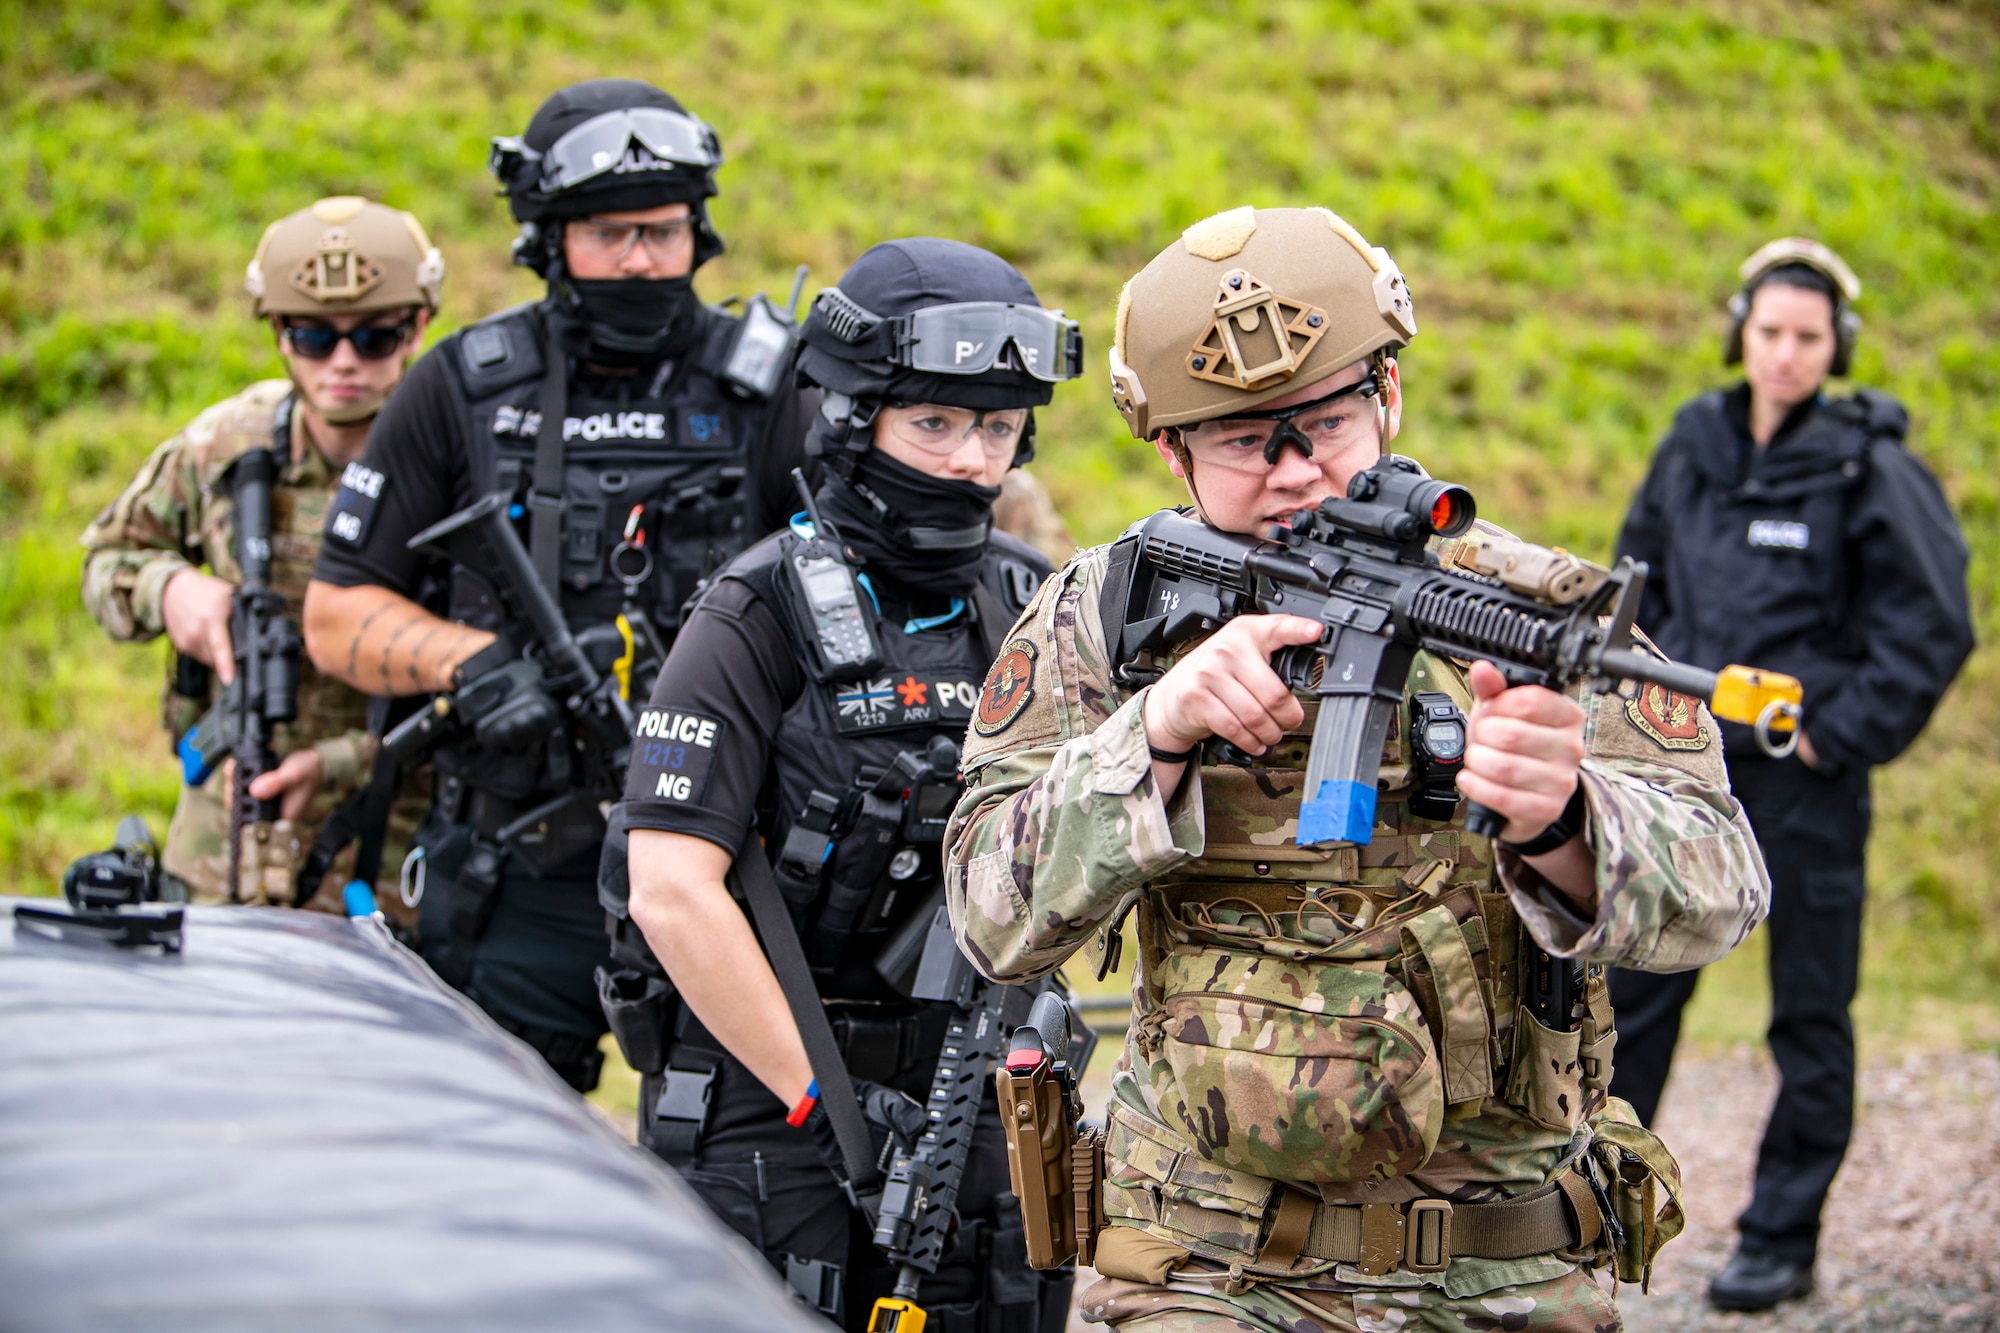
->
xmin=596 ymin=966 xmax=676 ymax=1075
xmin=996 ymin=1060 xmax=1087 ymax=1270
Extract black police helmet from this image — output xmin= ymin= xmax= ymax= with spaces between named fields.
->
xmin=799 ymin=239 xmax=1057 ymax=413
xmin=506 ymin=80 xmax=719 ymax=221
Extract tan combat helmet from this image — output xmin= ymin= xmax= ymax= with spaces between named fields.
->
xmin=1109 ymin=205 xmax=1416 ymax=439
xmin=245 ymin=196 xmax=445 ymax=318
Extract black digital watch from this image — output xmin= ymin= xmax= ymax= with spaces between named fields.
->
xmin=1407 ymin=690 xmax=1468 ymax=823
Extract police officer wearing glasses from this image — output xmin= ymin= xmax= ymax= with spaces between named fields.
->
xmin=304 ymin=79 xmax=818 ymax=1092
xmin=604 ymin=239 xmax=1081 ymax=1330
xmin=1610 ymin=238 xmax=1973 ymax=1311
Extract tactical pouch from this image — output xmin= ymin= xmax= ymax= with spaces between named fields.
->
xmin=1504 ymin=1009 xmax=1585 ymax=1133
xmin=1149 ymin=943 xmax=1445 ymax=1184
xmin=1578 ymin=968 xmax=1617 ymax=1099
xmin=596 ymin=966 xmax=675 ymax=1075
xmin=1587 ymin=1097 xmax=1686 ymax=1289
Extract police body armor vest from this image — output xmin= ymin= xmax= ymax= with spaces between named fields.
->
xmin=444 ymin=300 xmax=776 ymax=643
xmin=722 ymin=527 xmax=1050 ymax=1002
xmin=429 ymin=300 xmax=779 ymax=816
xmin=1105 ymin=564 xmax=1616 ymax=1213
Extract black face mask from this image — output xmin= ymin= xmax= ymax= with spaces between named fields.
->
xmin=815 ymin=445 xmax=1000 ymax=597
xmin=565 ymin=275 xmax=703 ymax=366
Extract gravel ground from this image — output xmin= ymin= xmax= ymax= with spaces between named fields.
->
xmin=1066 ymin=1047 xmax=2000 ymax=1331
xmin=1620 ymin=1047 xmax=2000 ymax=1332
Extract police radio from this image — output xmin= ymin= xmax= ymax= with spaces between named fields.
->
xmin=721 ymin=265 xmax=807 ymax=401
xmin=787 ymin=468 xmax=881 ymax=681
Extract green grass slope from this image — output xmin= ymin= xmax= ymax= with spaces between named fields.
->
xmin=3 ymin=0 xmax=1996 ymax=1040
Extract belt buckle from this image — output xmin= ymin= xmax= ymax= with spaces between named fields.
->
xmin=1356 ymin=1203 xmax=1405 ymax=1277
xmin=1405 ymin=1198 xmax=1454 ymax=1273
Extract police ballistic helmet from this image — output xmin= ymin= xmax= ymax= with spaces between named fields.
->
xmin=798 ymin=237 xmax=1082 ymax=467
xmin=1109 ymin=206 xmax=1415 ymax=440
xmin=490 ymin=79 xmax=726 ymax=275
xmin=1724 ymin=237 xmax=1862 ymax=377
xmin=246 ymin=196 xmax=445 ymax=317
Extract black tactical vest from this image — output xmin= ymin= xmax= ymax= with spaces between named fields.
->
xmin=441 ymin=300 xmax=779 ymax=646
xmin=719 ymin=527 xmax=1050 ymax=999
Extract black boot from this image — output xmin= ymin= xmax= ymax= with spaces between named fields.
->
xmin=1708 ymin=1248 xmax=1814 ymax=1311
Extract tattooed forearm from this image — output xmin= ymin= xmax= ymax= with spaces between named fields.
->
xmin=377 ymin=611 xmax=422 ymax=687
xmin=347 ymin=601 xmax=394 ymax=684
xmin=405 ymin=623 xmax=444 ymax=688
xmin=304 ymin=580 xmax=495 ymax=695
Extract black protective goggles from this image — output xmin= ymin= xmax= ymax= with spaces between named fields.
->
xmin=814 ymin=288 xmax=1083 ymax=384
xmin=281 ymin=321 xmax=414 ymax=361
xmin=489 ymin=107 xmax=722 ymax=196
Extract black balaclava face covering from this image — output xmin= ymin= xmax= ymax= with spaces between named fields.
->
xmin=563 ymin=272 xmax=703 ymax=367
xmin=813 ymin=418 xmax=1000 ymax=598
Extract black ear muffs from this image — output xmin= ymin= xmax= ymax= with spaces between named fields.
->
xmin=1723 ymin=290 xmax=1859 ymax=377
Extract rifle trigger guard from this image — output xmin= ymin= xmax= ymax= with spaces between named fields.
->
xmin=1754 ymin=699 xmax=1801 ymax=759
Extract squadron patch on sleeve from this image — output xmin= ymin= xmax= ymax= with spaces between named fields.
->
xmin=623 ymin=707 xmax=725 ymax=804
xmin=1625 ymin=683 xmax=1710 ymax=751
xmin=972 ymin=638 xmax=1039 ymax=737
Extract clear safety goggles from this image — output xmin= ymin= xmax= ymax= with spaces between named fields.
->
xmin=1178 ymin=373 xmax=1381 ymax=473
xmin=814 ymin=288 xmax=1083 ymax=384
xmin=878 ymin=404 xmax=1030 ymax=458
xmin=489 ymin=107 xmax=722 ymax=196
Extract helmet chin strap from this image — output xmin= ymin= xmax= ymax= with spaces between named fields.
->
xmin=1163 ymin=431 xmax=1215 ymax=527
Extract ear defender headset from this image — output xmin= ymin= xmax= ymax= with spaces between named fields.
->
xmin=1724 ymin=237 xmax=1863 ymax=377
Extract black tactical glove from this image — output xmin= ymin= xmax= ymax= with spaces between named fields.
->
xmin=451 ymin=639 xmax=562 ymax=753
xmin=802 ymin=1077 xmax=928 ymax=1216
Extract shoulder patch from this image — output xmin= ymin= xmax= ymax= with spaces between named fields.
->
xmin=973 ymin=638 xmax=1039 ymax=737
xmin=1624 ymin=684 xmax=1710 ymax=752
xmin=624 ymin=707 xmax=725 ymax=805
xmin=324 ymin=460 xmax=387 ymax=548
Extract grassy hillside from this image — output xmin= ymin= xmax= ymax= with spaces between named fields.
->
xmin=4 ymin=0 xmax=1996 ymax=1036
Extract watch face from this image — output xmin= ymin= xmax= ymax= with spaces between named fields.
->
xmin=1426 ymin=720 xmax=1466 ymax=760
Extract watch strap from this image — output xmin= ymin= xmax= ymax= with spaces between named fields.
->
xmin=1499 ymin=781 xmax=1587 ymax=857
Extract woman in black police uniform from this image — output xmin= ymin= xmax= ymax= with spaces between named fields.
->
xmin=1610 ymin=238 xmax=1972 ymax=1312
xmin=607 ymin=239 xmax=1080 ymax=1331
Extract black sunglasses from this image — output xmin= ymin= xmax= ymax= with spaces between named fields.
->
xmin=282 ymin=321 xmax=414 ymax=361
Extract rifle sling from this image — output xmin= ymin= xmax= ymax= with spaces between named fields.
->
xmin=528 ymin=312 xmax=569 ymax=598
xmin=969 ymin=582 xmax=1009 ymax=664
xmin=294 ymin=697 xmax=405 ymax=907
xmin=731 ymin=831 xmax=882 ymax=1191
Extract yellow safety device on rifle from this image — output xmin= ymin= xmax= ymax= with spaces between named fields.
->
xmin=867 ymin=1297 xmax=926 ymax=1333
xmin=1705 ymin=664 xmax=1803 ymax=758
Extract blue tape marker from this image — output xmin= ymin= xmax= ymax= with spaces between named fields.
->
xmin=177 ymin=727 xmax=211 ymax=788
xmin=342 ymin=881 xmax=378 ymax=918
xmin=1297 ymin=780 xmax=1378 ymax=847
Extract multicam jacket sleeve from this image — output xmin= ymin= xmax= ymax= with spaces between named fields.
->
xmin=946 ymin=539 xmax=1769 ymax=984
xmin=79 ymin=409 xmax=224 ymax=641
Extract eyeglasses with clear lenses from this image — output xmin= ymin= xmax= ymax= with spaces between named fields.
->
xmin=570 ymin=217 xmax=696 ymax=263
xmin=281 ymin=320 xmax=414 ymax=361
xmin=1178 ymin=373 xmax=1381 ymax=473
xmin=879 ymin=404 xmax=1029 ymax=458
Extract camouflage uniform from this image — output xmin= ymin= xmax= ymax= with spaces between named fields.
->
xmin=80 ymin=379 xmax=423 ymax=917
xmin=946 ymin=527 xmax=1771 ymax=1330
